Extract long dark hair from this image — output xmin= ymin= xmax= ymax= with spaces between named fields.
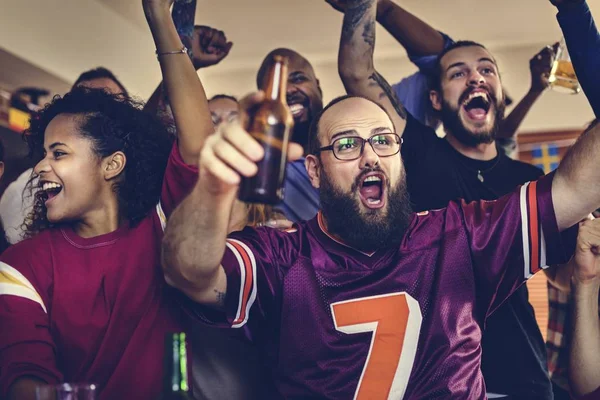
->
xmin=22 ymin=88 xmax=173 ymax=238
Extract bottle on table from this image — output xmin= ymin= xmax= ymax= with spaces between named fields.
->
xmin=160 ymin=332 xmax=191 ymax=400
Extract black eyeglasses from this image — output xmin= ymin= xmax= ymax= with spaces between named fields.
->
xmin=319 ymin=133 xmax=402 ymax=161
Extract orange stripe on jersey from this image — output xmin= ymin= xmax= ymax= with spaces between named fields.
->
xmin=228 ymin=240 xmax=254 ymax=326
xmin=527 ymin=181 xmax=540 ymax=274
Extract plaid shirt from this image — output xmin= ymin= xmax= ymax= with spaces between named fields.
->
xmin=546 ymin=282 xmax=572 ymax=391
xmin=547 ymin=281 xmax=600 ymax=392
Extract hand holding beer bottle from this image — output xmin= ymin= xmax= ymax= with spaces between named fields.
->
xmin=197 ymin=83 xmax=303 ymax=199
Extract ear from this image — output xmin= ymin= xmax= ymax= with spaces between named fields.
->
xmin=0 ymin=161 xmax=4 ymax=181
xmin=317 ymin=79 xmax=323 ymax=96
xmin=305 ymin=155 xmax=321 ymax=189
xmin=430 ymin=89 xmax=442 ymax=111
xmin=103 ymin=151 xmax=126 ymax=181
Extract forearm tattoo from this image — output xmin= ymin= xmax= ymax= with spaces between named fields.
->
xmin=342 ymin=0 xmax=407 ymax=121
xmin=369 ymin=71 xmax=408 ymax=120
xmin=214 ymin=288 xmax=226 ymax=308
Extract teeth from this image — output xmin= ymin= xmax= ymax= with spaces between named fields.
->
xmin=289 ymin=104 xmax=304 ymax=115
xmin=364 ymin=176 xmax=382 ymax=183
xmin=367 ymin=198 xmax=381 ymax=205
xmin=463 ymin=92 xmax=489 ymax=106
xmin=42 ymin=182 xmax=62 ymax=191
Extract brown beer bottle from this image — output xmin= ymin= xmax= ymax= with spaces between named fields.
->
xmin=238 ymin=55 xmax=294 ymax=204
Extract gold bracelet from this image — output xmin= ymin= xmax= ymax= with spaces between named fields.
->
xmin=156 ymin=46 xmax=188 ymax=59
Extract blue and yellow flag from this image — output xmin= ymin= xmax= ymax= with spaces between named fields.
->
xmin=531 ymin=143 xmax=561 ymax=173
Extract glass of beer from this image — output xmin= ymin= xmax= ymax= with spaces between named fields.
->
xmin=548 ymin=38 xmax=581 ymax=94
xmin=36 ymin=383 xmax=97 ymax=400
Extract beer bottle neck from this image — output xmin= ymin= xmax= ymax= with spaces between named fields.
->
xmin=265 ymin=61 xmax=287 ymax=101
xmin=164 ymin=333 xmax=189 ymax=395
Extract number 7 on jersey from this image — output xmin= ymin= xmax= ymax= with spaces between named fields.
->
xmin=331 ymin=292 xmax=422 ymax=400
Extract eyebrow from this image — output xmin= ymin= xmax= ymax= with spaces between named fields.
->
xmin=330 ymin=127 xmax=393 ymax=141
xmin=446 ymin=57 xmax=497 ymax=72
xmin=371 ymin=127 xmax=393 ymax=134
xmin=330 ymin=129 xmax=358 ymax=141
xmin=48 ymin=142 xmax=67 ymax=150
xmin=289 ymin=71 xmax=306 ymax=78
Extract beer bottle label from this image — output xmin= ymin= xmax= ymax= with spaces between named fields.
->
xmin=251 ymin=124 xmax=286 ymax=151
xmin=239 ymin=123 xmax=289 ymax=204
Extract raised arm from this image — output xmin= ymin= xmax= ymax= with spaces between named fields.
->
xmin=142 ymin=0 xmax=217 ymax=164
xmin=497 ymin=44 xmax=557 ymax=141
xmin=161 ymin=93 xmax=303 ymax=306
xmin=552 ymin=0 xmax=600 ymax=118
xmin=375 ymin=0 xmax=445 ymax=57
xmin=568 ymin=218 xmax=600 ymax=398
xmin=553 ymin=121 xmax=600 ymax=230
xmin=327 ymin=0 xmax=444 ymax=57
xmin=335 ymin=0 xmax=407 ymax=134
xmin=144 ymin=25 xmax=233 ymax=117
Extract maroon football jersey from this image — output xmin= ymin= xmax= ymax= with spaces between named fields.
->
xmin=0 ymin=144 xmax=197 ymax=399
xmin=193 ymin=174 xmax=573 ymax=399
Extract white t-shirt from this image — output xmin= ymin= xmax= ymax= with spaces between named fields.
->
xmin=0 ymin=168 xmax=34 ymax=244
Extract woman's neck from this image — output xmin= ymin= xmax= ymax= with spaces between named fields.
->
xmin=74 ymin=206 xmax=121 ymax=238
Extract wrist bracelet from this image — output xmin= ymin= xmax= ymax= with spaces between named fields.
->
xmin=156 ymin=46 xmax=188 ymax=59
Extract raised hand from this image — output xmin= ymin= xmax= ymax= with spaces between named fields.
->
xmin=573 ymin=218 xmax=600 ymax=284
xmin=191 ymin=26 xmax=233 ymax=69
xmin=198 ymin=92 xmax=303 ymax=194
xmin=529 ymin=43 xmax=559 ymax=93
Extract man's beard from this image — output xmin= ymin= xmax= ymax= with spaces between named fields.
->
xmin=319 ymin=168 xmax=413 ymax=253
xmin=440 ymin=89 xmax=506 ymax=148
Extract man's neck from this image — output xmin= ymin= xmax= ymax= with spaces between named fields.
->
xmin=445 ymin=133 xmax=498 ymax=161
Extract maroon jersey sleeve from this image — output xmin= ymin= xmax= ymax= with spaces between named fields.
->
xmin=461 ymin=172 xmax=575 ymax=317
xmin=159 ymin=142 xmax=198 ymax=220
xmin=0 ymin=241 xmax=62 ymax=397
xmin=191 ymin=226 xmax=300 ymax=331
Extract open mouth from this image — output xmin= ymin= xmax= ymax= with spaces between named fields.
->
xmin=358 ymin=173 xmax=386 ymax=209
xmin=287 ymin=95 xmax=310 ymax=121
xmin=462 ymin=91 xmax=491 ymax=121
xmin=41 ymin=181 xmax=63 ymax=203
xmin=288 ymin=103 xmax=307 ymax=119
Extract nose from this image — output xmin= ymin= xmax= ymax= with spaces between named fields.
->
xmin=468 ymin=70 xmax=485 ymax=86
xmin=286 ymin=84 xmax=299 ymax=97
xmin=359 ymin=141 xmax=380 ymax=169
xmin=34 ymin=156 xmax=50 ymax=176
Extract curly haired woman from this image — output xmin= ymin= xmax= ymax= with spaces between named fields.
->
xmin=0 ymin=0 xmax=212 ymax=397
